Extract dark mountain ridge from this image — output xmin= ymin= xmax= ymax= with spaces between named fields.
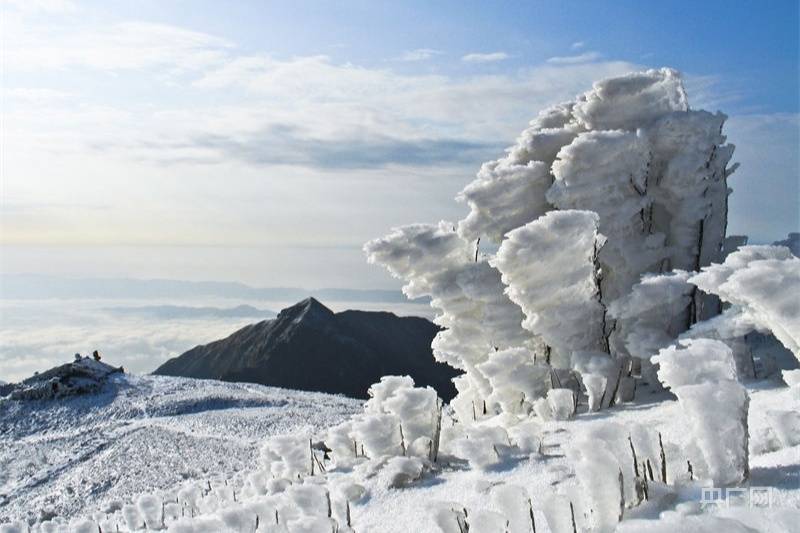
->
xmin=154 ymin=298 xmax=458 ymax=400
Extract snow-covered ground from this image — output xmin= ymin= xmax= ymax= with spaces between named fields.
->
xmin=0 ymin=374 xmax=361 ymax=524
xmin=347 ymin=379 xmax=799 ymax=532
xmin=3 ymin=373 xmax=796 ymax=532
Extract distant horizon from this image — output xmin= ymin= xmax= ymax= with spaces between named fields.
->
xmin=0 ymin=272 xmax=426 ymax=301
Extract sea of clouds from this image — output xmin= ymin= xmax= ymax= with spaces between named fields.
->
xmin=0 ymin=297 xmax=433 ymax=383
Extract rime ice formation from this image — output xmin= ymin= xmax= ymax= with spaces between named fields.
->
xmin=689 ymin=245 xmax=800 ymax=360
xmin=364 ymin=222 xmax=533 ymax=422
xmin=491 ymin=210 xmax=607 ymax=364
xmin=459 ymin=70 xmax=735 ymax=317
xmin=607 ymin=270 xmax=695 ymax=384
xmin=366 ymin=67 xmax=743 ymax=420
xmin=654 ymin=339 xmax=749 ymax=486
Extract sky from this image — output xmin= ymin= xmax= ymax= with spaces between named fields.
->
xmin=2 ymin=0 xmax=798 ymax=290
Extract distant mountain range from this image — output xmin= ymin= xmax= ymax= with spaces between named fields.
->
xmin=104 ymin=304 xmax=277 ymax=320
xmin=0 ymin=274 xmax=426 ymax=303
xmin=154 ymin=298 xmax=458 ymax=400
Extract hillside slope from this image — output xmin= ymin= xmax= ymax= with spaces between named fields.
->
xmin=0 ymin=373 xmax=360 ymax=524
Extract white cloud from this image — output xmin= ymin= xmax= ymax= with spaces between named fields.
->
xmin=4 ymin=20 xmax=232 ymax=72
xmin=461 ymin=52 xmax=509 ymax=63
xmin=571 ymin=41 xmax=585 ymax=50
xmin=546 ymin=51 xmax=602 ymax=64
xmin=2 ymin=0 xmax=77 ymax=13
xmin=3 ymin=45 xmax=642 ymax=251
xmin=0 ymin=300 xmax=256 ymax=381
xmin=4 ymin=88 xmax=73 ymax=102
xmin=397 ymin=48 xmax=443 ymax=62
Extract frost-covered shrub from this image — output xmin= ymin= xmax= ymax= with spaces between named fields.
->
xmin=449 ymin=425 xmax=510 ymax=469
xmin=531 ymin=396 xmax=553 ymax=421
xmin=178 ymin=483 xmax=203 ymax=513
xmin=286 ymin=484 xmax=330 ymax=517
xmin=572 ymin=443 xmax=624 ymax=533
xmin=547 ymin=130 xmax=666 ymax=305
xmin=219 ymin=505 xmax=258 ymax=532
xmin=262 ymin=435 xmax=314 ymax=479
xmin=379 ymin=384 xmax=439 ymax=449
xmin=431 ymin=504 xmax=468 ymax=533
xmin=654 ymin=338 xmax=737 ymax=387
xmin=491 ymin=484 xmax=537 ymax=533
xmin=325 ymin=421 xmax=357 ymax=465
xmin=168 ymin=515 xmax=227 ymax=532
xmin=137 ymin=493 xmax=162 ymax=528
xmin=381 ymin=456 xmax=424 ymax=488
xmin=547 ymin=388 xmax=575 ymax=420
xmin=366 ymin=68 xmax=739 ymax=425
xmin=122 ymin=503 xmax=144 ymax=530
xmin=468 ymin=510 xmax=509 ymax=533
xmin=689 ymin=245 xmax=800 ymax=360
xmin=68 ymin=518 xmax=99 ymax=533
xmin=476 ymin=347 xmax=551 ymax=414
xmin=540 ymin=493 xmax=584 ymax=533
xmin=364 ymin=375 xmax=415 ymax=411
xmin=616 ymin=513 xmax=767 ymax=533
xmin=506 ymin=420 xmax=542 ymax=454
xmin=675 ymin=381 xmax=749 ymax=486
xmin=329 ymin=376 xmax=442 ymax=463
xmin=350 ymin=413 xmax=403 ymax=458
xmin=654 ymin=339 xmax=749 ymax=486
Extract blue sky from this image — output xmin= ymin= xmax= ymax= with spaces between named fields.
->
xmin=2 ymin=0 xmax=798 ymax=288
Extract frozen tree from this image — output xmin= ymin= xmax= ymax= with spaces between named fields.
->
xmin=364 ymin=222 xmax=533 ymax=421
xmin=367 ymin=67 xmax=740 ymax=422
xmin=653 ymin=339 xmax=749 ymax=486
xmin=458 ymin=68 xmax=736 ymax=332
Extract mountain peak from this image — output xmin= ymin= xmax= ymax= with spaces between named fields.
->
xmin=278 ymin=297 xmax=334 ymax=322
